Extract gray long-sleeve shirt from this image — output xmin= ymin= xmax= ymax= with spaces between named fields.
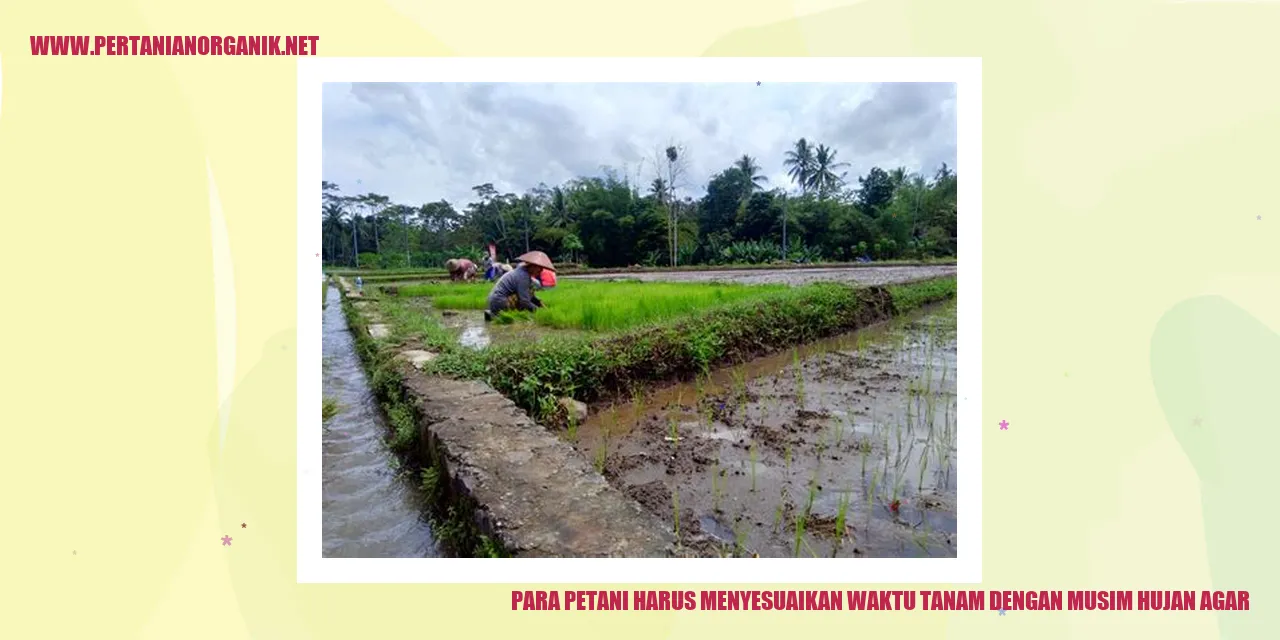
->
xmin=487 ymin=264 xmax=541 ymax=314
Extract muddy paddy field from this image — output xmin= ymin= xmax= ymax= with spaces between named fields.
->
xmin=572 ymin=301 xmax=957 ymax=558
xmin=330 ymin=265 xmax=958 ymax=558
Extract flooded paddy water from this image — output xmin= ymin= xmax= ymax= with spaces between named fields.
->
xmin=322 ymin=285 xmax=440 ymax=557
xmin=395 ymin=297 xmax=584 ymax=349
xmin=572 ymin=300 xmax=958 ymax=558
xmin=367 ymin=280 xmax=583 ymax=350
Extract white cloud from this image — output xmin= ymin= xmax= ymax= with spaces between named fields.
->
xmin=322 ymin=82 xmax=956 ymax=206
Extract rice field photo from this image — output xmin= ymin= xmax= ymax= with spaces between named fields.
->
xmin=318 ymin=78 xmax=964 ymax=560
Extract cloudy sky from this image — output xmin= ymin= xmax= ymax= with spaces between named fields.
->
xmin=322 ymin=82 xmax=956 ymax=207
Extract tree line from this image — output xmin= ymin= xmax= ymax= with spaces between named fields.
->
xmin=321 ymin=138 xmax=958 ymax=269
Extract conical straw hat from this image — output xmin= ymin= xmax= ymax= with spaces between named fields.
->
xmin=516 ymin=251 xmax=556 ymax=272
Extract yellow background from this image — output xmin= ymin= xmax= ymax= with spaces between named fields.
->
xmin=2 ymin=0 xmax=1276 ymax=638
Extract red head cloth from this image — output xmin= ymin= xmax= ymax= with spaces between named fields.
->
xmin=539 ymin=270 xmax=557 ymax=288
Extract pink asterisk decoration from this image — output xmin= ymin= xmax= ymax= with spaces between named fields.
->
xmin=999 ymin=420 xmax=1009 ymax=430
xmin=221 ymin=535 xmax=233 ymax=546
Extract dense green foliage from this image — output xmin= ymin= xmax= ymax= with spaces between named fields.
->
xmin=322 ymin=141 xmax=957 ymax=269
xmin=397 ymin=279 xmax=789 ymax=332
xmin=428 ymin=277 xmax=957 ymax=423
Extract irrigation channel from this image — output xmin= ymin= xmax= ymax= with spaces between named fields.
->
xmin=322 ymin=285 xmax=439 ymax=557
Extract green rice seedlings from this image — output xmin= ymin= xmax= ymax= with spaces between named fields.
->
xmin=917 ymin=445 xmax=930 ymax=494
xmin=749 ymin=440 xmax=759 ymax=492
xmin=784 ymin=441 xmax=792 ymax=472
xmin=673 ymin=488 xmax=681 ymax=537
xmin=912 ymin=526 xmax=930 ymax=554
xmin=668 ymin=417 xmax=679 ymax=447
xmin=805 ymin=467 xmax=820 ymax=503
xmin=789 ymin=472 xmax=818 ymax=556
xmin=914 ymin=516 xmax=934 ymax=554
xmin=834 ymin=489 xmax=852 ymax=546
xmin=733 ymin=518 xmax=748 ymax=557
xmin=793 ymin=348 xmax=806 ymax=407
xmin=594 ymin=426 xmax=610 ymax=474
xmin=792 ymin=514 xmax=806 ymax=558
xmin=632 ymin=389 xmax=646 ymax=425
xmin=894 ymin=420 xmax=904 ymax=467
xmin=711 ymin=465 xmax=723 ymax=512
xmin=868 ymin=466 xmax=880 ymax=511
xmin=731 ymin=366 xmax=748 ymax=406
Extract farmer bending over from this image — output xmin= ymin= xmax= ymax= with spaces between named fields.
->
xmin=485 ymin=251 xmax=556 ymax=322
xmin=445 ymin=258 xmax=478 ymax=282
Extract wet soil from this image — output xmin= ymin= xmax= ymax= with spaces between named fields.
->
xmin=322 ymin=285 xmax=439 ymax=557
xmin=565 ymin=265 xmax=956 ymax=287
xmin=572 ymin=300 xmax=958 ymax=558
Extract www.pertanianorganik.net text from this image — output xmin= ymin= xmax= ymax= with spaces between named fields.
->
xmin=30 ymin=35 xmax=319 ymax=56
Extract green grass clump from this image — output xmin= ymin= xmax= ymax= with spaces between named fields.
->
xmin=377 ymin=296 xmax=457 ymax=352
xmin=888 ymin=276 xmax=956 ymax=314
xmin=322 ymin=397 xmax=340 ymax=422
xmin=400 ymin=279 xmax=788 ymax=333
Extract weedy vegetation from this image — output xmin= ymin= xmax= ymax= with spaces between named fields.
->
xmin=322 ymin=397 xmax=340 ymax=422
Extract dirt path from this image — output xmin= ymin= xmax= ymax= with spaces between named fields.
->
xmin=563 ymin=265 xmax=956 ymax=287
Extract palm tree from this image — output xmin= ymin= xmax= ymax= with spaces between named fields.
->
xmin=390 ymin=203 xmax=413 ymax=267
xmin=808 ymin=144 xmax=850 ymax=199
xmin=889 ymin=166 xmax=908 ymax=191
xmin=733 ymin=155 xmax=769 ymax=192
xmin=545 ymin=187 xmax=572 ymax=228
xmin=340 ymin=195 xmax=360 ymax=267
xmin=322 ymin=202 xmax=345 ymax=264
xmin=664 ymin=146 xmax=680 ymax=266
xmin=362 ymin=193 xmax=390 ymax=252
xmin=783 ymin=138 xmax=815 ymax=195
xmin=649 ymin=178 xmax=667 ymax=203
